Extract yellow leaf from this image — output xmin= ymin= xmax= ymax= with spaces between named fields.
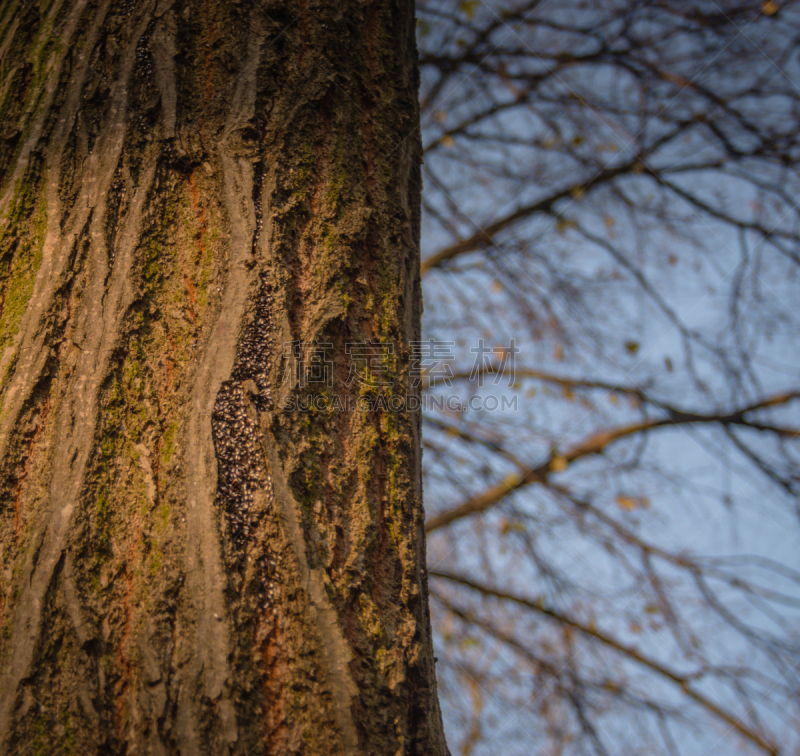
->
xmin=555 ymin=217 xmax=576 ymax=234
xmin=551 ymin=455 xmax=567 ymax=472
xmin=468 ymin=677 xmax=482 ymax=710
xmin=604 ymin=215 xmax=614 ymax=228
xmin=441 ymin=134 xmax=455 ymax=148
xmin=617 ymin=495 xmax=637 ymax=510
xmin=459 ymin=0 xmax=478 ymax=19
xmin=616 ymin=494 xmax=650 ymax=511
xmin=624 ymin=340 xmax=640 ymax=355
xmin=491 ymin=280 xmax=503 ymax=293
xmin=762 ymin=0 xmax=779 ymax=15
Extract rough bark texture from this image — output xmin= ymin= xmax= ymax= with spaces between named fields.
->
xmin=0 ymin=1 xmax=448 ymax=754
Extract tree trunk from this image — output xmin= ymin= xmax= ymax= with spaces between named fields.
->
xmin=0 ymin=1 xmax=448 ymax=754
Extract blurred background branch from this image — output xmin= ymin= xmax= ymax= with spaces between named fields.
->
xmin=416 ymin=1 xmax=800 ymax=753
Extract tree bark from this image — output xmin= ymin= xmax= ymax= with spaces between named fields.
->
xmin=0 ymin=1 xmax=448 ymax=754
